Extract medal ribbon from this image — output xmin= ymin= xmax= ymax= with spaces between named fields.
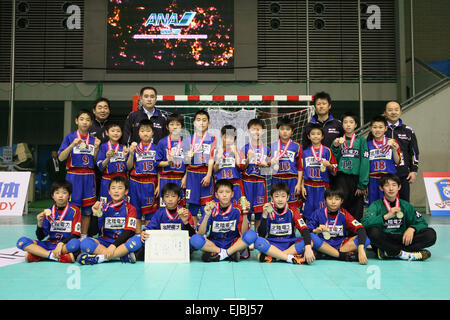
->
xmin=373 ymin=136 xmax=390 ymax=153
xmin=76 ymin=130 xmax=90 ymax=146
xmin=211 ymin=202 xmax=232 ymax=218
xmin=382 ymin=197 xmax=399 ymax=213
xmin=167 ymin=135 xmax=181 ymax=157
xmin=107 ymin=141 xmax=120 ymax=153
xmin=249 ymin=142 xmax=265 ymax=165
xmin=102 ymin=199 xmax=125 ymax=212
xmin=50 ymin=203 xmax=70 ymax=223
xmin=137 ymin=142 xmax=152 ymax=154
xmin=191 ymin=132 xmax=207 ymax=154
xmin=311 ymin=144 xmax=324 ymax=163
xmin=275 ymin=139 xmax=292 ymax=161
xmin=324 ymin=208 xmax=340 ymax=232
xmin=341 ymin=133 xmax=356 ymax=150
xmin=268 ymin=202 xmax=289 ymax=220
xmin=165 ymin=206 xmax=181 ymax=221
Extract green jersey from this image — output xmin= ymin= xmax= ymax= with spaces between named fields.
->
xmin=331 ymin=135 xmax=369 ymax=190
xmin=361 ymin=198 xmax=428 ymax=235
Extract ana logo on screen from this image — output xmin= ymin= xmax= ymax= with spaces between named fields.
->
xmin=137 ymin=12 xmax=206 ymax=39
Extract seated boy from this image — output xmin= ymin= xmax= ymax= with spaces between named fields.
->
xmin=307 ymin=186 xmax=370 ymax=264
xmin=253 ymin=182 xmax=316 ymax=264
xmin=136 ymin=183 xmax=196 ymax=261
xmin=16 ymin=180 xmax=81 ymax=263
xmin=189 ymin=179 xmax=257 ymax=262
xmin=77 ymin=176 xmax=141 ymax=265
xmin=96 ymin=122 xmax=128 ymax=204
xmin=361 ymin=173 xmax=436 ymax=261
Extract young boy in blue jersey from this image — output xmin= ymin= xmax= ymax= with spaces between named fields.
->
xmin=367 ymin=116 xmax=402 ymax=205
xmin=58 ymin=109 xmax=101 ymax=238
xmin=16 ymin=180 xmax=81 ymax=263
xmin=270 ymin=117 xmax=303 ymax=212
xmin=242 ymin=119 xmax=270 ymax=232
xmin=183 ymin=110 xmax=217 ymax=223
xmin=189 ymin=179 xmax=257 ymax=262
xmin=156 ymin=113 xmax=187 ymax=208
xmin=126 ymin=119 xmax=160 ymax=231
xmin=77 ymin=176 xmax=140 ymax=265
xmin=96 ymin=122 xmax=128 ymax=204
xmin=136 ymin=183 xmax=196 ymax=261
xmin=307 ymin=187 xmax=370 ymax=264
xmin=214 ymin=125 xmax=245 ymax=207
xmin=301 ymin=123 xmax=337 ymax=221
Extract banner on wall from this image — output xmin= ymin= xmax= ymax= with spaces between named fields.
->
xmin=423 ymin=172 xmax=450 ymax=216
xmin=0 ymin=171 xmax=31 ymax=216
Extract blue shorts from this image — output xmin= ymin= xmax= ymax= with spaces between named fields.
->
xmin=243 ymin=178 xmax=267 ymax=218
xmin=129 ymin=176 xmax=157 ymax=219
xmin=186 ymin=171 xmax=214 ymax=206
xmin=368 ymin=176 xmax=384 ymax=206
xmin=66 ymin=171 xmax=96 ymax=216
xmin=303 ymin=183 xmax=326 ymax=220
xmin=210 ymin=236 xmax=239 ymax=250
xmin=35 ymin=240 xmax=59 ymax=251
xmin=96 ymin=237 xmax=115 ymax=248
xmin=267 ymin=237 xmax=302 ymax=252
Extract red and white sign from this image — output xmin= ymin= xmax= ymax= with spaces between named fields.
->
xmin=0 ymin=172 xmax=31 ymax=216
xmin=423 ymin=172 xmax=450 ymax=216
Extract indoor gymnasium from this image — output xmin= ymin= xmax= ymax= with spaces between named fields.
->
xmin=0 ymin=0 xmax=449 ymax=306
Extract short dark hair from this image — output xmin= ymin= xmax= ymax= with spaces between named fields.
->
xmin=140 ymin=86 xmax=157 ymax=97
xmin=370 ymin=115 xmax=387 ymax=127
xmin=167 ymin=113 xmax=184 ymax=128
xmin=247 ymin=118 xmax=265 ymax=129
xmin=270 ymin=182 xmax=290 ymax=197
xmin=51 ymin=180 xmax=73 ymax=196
xmin=306 ymin=123 xmax=324 ymax=138
xmin=341 ymin=111 xmax=359 ymax=126
xmin=194 ymin=109 xmax=210 ymax=121
xmin=221 ymin=125 xmax=237 ymax=138
xmin=313 ymin=91 xmax=332 ymax=105
xmin=324 ymin=186 xmax=345 ymax=201
xmin=161 ymin=183 xmax=181 ymax=198
xmin=108 ymin=176 xmax=129 ymax=190
xmin=379 ymin=173 xmax=401 ymax=187
xmin=214 ymin=179 xmax=234 ymax=193
xmin=92 ymin=97 xmax=110 ymax=110
xmin=385 ymin=100 xmax=402 ymax=110
xmin=276 ymin=117 xmax=294 ymax=130
xmin=76 ymin=109 xmax=93 ymax=121
xmin=138 ymin=119 xmax=154 ymax=131
xmin=105 ymin=122 xmax=122 ymax=132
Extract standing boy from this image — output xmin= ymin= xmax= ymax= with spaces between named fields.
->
xmin=17 ymin=180 xmax=81 ymax=263
xmin=214 ymin=125 xmax=245 ymax=207
xmin=156 ymin=113 xmax=187 ymax=207
xmin=367 ymin=115 xmax=402 ymax=205
xmin=362 ymin=173 xmax=436 ymax=261
xmin=331 ymin=112 xmax=369 ymax=221
xmin=182 ymin=110 xmax=216 ymax=221
xmin=96 ymin=122 xmax=128 ymax=204
xmin=302 ymin=123 xmax=337 ymax=221
xmin=126 ymin=119 xmax=159 ymax=231
xmin=242 ymin=119 xmax=271 ymax=231
xmin=58 ymin=109 xmax=101 ymax=238
xmin=270 ymin=118 xmax=303 ymax=212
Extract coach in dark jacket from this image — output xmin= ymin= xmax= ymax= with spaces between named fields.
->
xmin=121 ymin=86 xmax=169 ymax=146
xmin=301 ymin=91 xmax=344 ymax=149
xmin=89 ymin=97 xmax=111 ymax=144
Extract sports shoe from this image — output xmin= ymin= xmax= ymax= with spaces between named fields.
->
xmin=291 ymin=254 xmax=306 ymax=265
xmin=257 ymin=253 xmax=273 ymax=263
xmin=77 ymin=253 xmax=99 ymax=265
xmin=376 ymin=248 xmax=388 ymax=260
xmin=339 ymin=251 xmax=358 ymax=262
xmin=407 ymin=250 xmax=431 ymax=261
xmin=58 ymin=253 xmax=75 ymax=263
xmin=240 ymin=248 xmax=250 ymax=260
xmin=120 ymin=252 xmax=136 ymax=264
xmin=25 ymin=252 xmax=42 ymax=263
xmin=201 ymin=251 xmax=220 ymax=262
xmin=228 ymin=251 xmax=240 ymax=262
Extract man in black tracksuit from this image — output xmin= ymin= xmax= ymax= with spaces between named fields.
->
xmin=121 ymin=87 xmax=169 ymax=146
xmin=301 ymin=91 xmax=344 ymax=150
xmin=383 ymin=101 xmax=419 ymax=202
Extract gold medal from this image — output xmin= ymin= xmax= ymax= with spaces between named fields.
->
xmin=320 ymin=164 xmax=326 ymax=172
xmin=323 ymin=231 xmax=331 ymax=240
xmin=79 ymin=142 xmax=86 ymax=149
xmin=43 ymin=209 xmax=52 ymax=216
xmin=131 ymin=142 xmax=137 ymax=147
xmin=396 ymin=211 xmax=404 ymax=219
xmin=93 ymin=209 xmax=103 ymax=218
xmin=339 ymin=137 xmax=345 ymax=144
xmin=273 ymin=163 xmax=279 ymax=171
